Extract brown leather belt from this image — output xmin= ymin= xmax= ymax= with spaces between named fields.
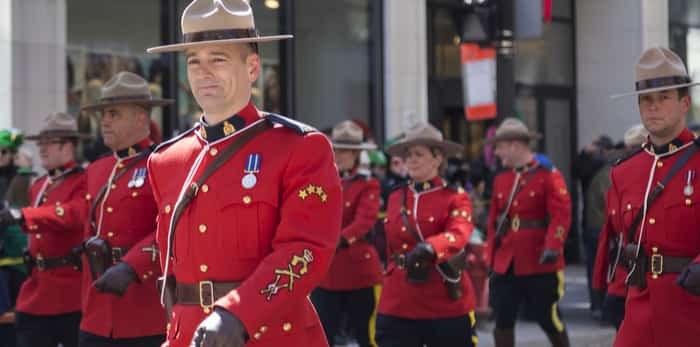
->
xmin=174 ymin=281 xmax=242 ymax=308
xmin=24 ymin=253 xmax=80 ymax=271
xmin=505 ymin=216 xmax=547 ymax=231
xmin=627 ymin=247 xmax=693 ymax=287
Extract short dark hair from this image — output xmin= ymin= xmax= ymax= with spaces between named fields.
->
xmin=678 ymin=86 xmax=690 ymax=99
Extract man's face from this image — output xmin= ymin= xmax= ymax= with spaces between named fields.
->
xmin=639 ymin=89 xmax=689 ymax=140
xmin=101 ymin=104 xmax=143 ymax=150
xmin=38 ymin=137 xmax=68 ymax=170
xmin=185 ymin=43 xmax=260 ymax=116
xmin=494 ymin=141 xmax=518 ymax=168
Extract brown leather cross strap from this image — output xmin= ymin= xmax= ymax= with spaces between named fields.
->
xmin=89 ymin=151 xmax=151 ymax=233
xmin=34 ymin=166 xmax=85 ymax=207
xmin=174 ymin=281 xmax=242 ymax=306
xmin=167 ymin=119 xmax=273 ymax=257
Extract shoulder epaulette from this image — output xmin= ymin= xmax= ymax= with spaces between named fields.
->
xmin=614 ymin=146 xmax=643 ymax=166
xmin=153 ymin=126 xmax=197 ymax=153
xmin=263 ymin=113 xmax=316 ymax=135
xmin=534 ymin=153 xmax=555 ymax=171
xmin=446 ymin=182 xmax=466 ymax=194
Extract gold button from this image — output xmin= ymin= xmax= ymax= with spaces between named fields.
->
xmin=117 ymin=163 xmax=124 ymax=169
xmin=167 ymin=323 xmax=171 ymax=331
xmin=30 ymin=225 xmax=38 ymax=231
xmin=165 ymin=205 xmax=171 ymax=214
xmin=55 ymin=206 xmax=64 ymax=217
xmin=657 ymin=161 xmax=663 ymax=168
xmin=611 ymin=209 xmax=616 ymax=215
xmin=686 ymin=199 xmax=692 ymax=206
xmin=111 ymin=184 xmax=117 ymax=190
xmin=209 ymin=148 xmax=218 ymax=156
xmin=282 ymin=322 xmax=292 ymax=332
xmin=401 ymin=226 xmax=406 ymax=232
xmin=107 ymin=232 xmax=114 ymax=238
xmin=259 ymin=326 xmax=268 ymax=333
xmin=364 ymin=253 xmax=371 ymax=259
xmin=529 ymin=191 xmax=535 ymax=197
xmin=142 ymin=274 xmax=148 ymax=280
xmin=200 ymin=264 xmax=208 ymax=272
xmin=383 ymin=218 xmax=388 ymax=224
xmin=428 ymin=216 xmax=435 ymax=223
xmin=132 ymin=191 xmax=139 ymax=197
xmin=203 ymin=307 xmax=211 ymax=314
xmin=85 ymin=194 xmax=92 ymax=201
xmin=626 ymin=204 xmax=632 ymax=211
xmin=148 ymin=271 xmax=153 ymax=275
xmin=461 ymin=211 xmax=468 ymax=218
xmin=35 ymin=234 xmax=42 ymax=239
xmin=106 ymin=207 xmax=113 ymax=213
xmin=345 ymin=201 xmax=351 ymax=207
xmin=438 ymin=252 xmax=445 ymax=258
xmin=402 ymin=243 xmax=408 ymax=250
xmin=497 ymin=193 xmax=503 ymax=199
xmin=253 ymin=332 xmax=262 ymax=340
xmin=513 ymin=201 xmax=519 ymax=206
xmin=199 ymin=224 xmax=207 ymax=233
xmin=652 ymin=246 xmax=659 ymax=253
xmin=406 ymin=210 xmax=412 ymax=216
xmin=201 ymin=184 xmax=209 ymax=193
xmin=243 ymin=196 xmax=252 ymax=204
xmin=649 ymin=218 xmax=656 ymax=225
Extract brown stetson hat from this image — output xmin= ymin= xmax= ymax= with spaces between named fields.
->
xmin=331 ymin=121 xmax=377 ymax=150
xmin=81 ymin=72 xmax=174 ymax=112
xmin=26 ymin=112 xmax=90 ymax=140
xmin=484 ymin=118 xmax=542 ymax=145
xmin=386 ymin=122 xmax=463 ymax=158
xmin=147 ymin=0 xmax=292 ymax=54
xmin=611 ymin=46 xmax=700 ymax=98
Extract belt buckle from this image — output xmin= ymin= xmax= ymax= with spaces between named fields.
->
xmin=396 ymin=254 xmax=406 ymax=269
xmin=112 ymin=248 xmax=123 ymax=263
xmin=511 ymin=215 xmax=520 ymax=232
xmin=651 ymin=253 xmax=663 ymax=279
xmin=199 ymin=281 xmax=214 ymax=313
xmin=36 ymin=254 xmax=46 ymax=271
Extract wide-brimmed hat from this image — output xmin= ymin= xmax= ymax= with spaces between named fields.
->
xmin=611 ymin=47 xmax=700 ymax=98
xmin=385 ymin=122 xmax=463 ymax=157
xmin=147 ymin=0 xmax=292 ymax=54
xmin=81 ymin=72 xmax=174 ymax=112
xmin=484 ymin=118 xmax=542 ymax=144
xmin=331 ymin=121 xmax=377 ymax=150
xmin=26 ymin=112 xmax=90 ymax=140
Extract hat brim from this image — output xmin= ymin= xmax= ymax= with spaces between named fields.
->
xmin=332 ymin=142 xmax=377 ymax=151
xmin=81 ymin=98 xmax=174 ymax=112
xmin=610 ymin=81 xmax=700 ymax=99
xmin=26 ymin=131 xmax=92 ymax=141
xmin=484 ymin=132 xmax=542 ymax=145
xmin=147 ymin=35 xmax=293 ymax=54
xmin=386 ymin=139 xmax=463 ymax=158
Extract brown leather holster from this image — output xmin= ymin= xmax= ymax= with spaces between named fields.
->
xmin=84 ymin=236 xmax=111 ymax=281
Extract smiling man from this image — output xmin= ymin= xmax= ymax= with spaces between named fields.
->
xmin=146 ymin=1 xmax=342 ymax=347
xmin=607 ymin=47 xmax=700 ymax=347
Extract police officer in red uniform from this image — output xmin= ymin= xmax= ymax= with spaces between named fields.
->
xmin=377 ymin=122 xmax=477 ymax=347
xmin=0 ymin=113 xmax=87 ymax=347
xmin=3 ymin=72 xmax=173 ymax=347
xmin=311 ymin=120 xmax=382 ymax=347
xmin=605 ymin=47 xmax=700 ymax=347
xmin=486 ymin=118 xmax=572 ymax=347
xmin=591 ymin=124 xmax=647 ymax=330
xmin=145 ymin=1 xmax=342 ymax=347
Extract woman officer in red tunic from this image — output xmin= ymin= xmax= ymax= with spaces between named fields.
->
xmin=376 ymin=122 xmax=477 ymax=347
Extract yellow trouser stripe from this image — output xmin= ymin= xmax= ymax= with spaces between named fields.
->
xmin=551 ymin=302 xmax=564 ymax=333
xmin=368 ymin=284 xmax=382 ymax=347
xmin=469 ymin=310 xmax=479 ymax=345
xmin=556 ymin=270 xmax=565 ymax=299
xmin=0 ymin=257 xmax=23 ymax=267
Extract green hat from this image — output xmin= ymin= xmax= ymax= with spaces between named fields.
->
xmin=0 ymin=129 xmax=23 ymax=151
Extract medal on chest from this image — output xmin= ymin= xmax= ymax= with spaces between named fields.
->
xmin=128 ymin=167 xmax=147 ymax=188
xmin=684 ymin=170 xmax=695 ymax=197
xmin=242 ymin=153 xmax=261 ymax=189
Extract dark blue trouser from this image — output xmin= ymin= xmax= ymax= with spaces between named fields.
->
xmin=16 ymin=311 xmax=81 ymax=347
xmin=375 ymin=313 xmax=477 ymax=347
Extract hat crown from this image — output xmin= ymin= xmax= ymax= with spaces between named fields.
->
xmin=495 ymin=118 xmax=530 ymax=137
xmin=402 ymin=122 xmax=444 ymax=143
xmin=636 ymin=46 xmax=688 ymax=82
xmin=101 ymin=72 xmax=151 ymax=101
xmin=331 ymin=121 xmax=363 ymax=144
xmin=182 ymin=0 xmax=255 ymax=35
xmin=42 ymin=112 xmax=78 ymax=133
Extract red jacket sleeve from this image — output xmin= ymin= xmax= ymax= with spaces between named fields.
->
xmin=426 ymin=190 xmax=474 ymax=263
xmin=214 ymin=133 xmax=343 ymax=334
xmin=544 ymin=169 xmax=572 ymax=251
xmin=21 ymin=176 xmax=88 ymax=235
xmin=342 ymin=179 xmax=381 ymax=244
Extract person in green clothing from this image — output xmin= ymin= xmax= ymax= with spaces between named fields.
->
xmin=0 ymin=129 xmax=27 ymax=347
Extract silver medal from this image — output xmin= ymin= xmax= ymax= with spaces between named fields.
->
xmin=242 ymin=173 xmax=257 ymax=189
xmin=684 ymin=185 xmax=694 ymax=197
xmin=134 ymin=178 xmax=145 ymax=188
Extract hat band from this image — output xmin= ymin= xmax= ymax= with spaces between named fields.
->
xmin=183 ymin=28 xmax=259 ymax=43
xmin=333 ymin=140 xmax=364 ymax=146
xmin=635 ymin=75 xmax=691 ymax=91
xmin=100 ymin=94 xmax=153 ymax=103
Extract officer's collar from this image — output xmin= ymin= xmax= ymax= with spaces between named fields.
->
xmin=197 ymin=101 xmax=261 ymax=143
xmin=47 ymin=160 xmax=78 ymax=178
xmin=410 ymin=176 xmax=445 ymax=193
xmin=514 ymin=158 xmax=538 ymax=173
xmin=114 ymin=138 xmax=153 ymax=159
xmin=643 ymin=128 xmax=695 ymax=156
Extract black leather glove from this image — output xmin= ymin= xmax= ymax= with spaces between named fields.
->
xmin=539 ymin=249 xmax=560 ymax=264
xmin=405 ymin=242 xmax=436 ymax=283
xmin=337 ymin=236 xmax=350 ymax=249
xmin=93 ymin=262 xmax=137 ymax=297
xmin=0 ymin=208 xmax=22 ymax=231
xmin=190 ymin=307 xmax=248 ymax=347
xmin=676 ymin=262 xmax=700 ymax=296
